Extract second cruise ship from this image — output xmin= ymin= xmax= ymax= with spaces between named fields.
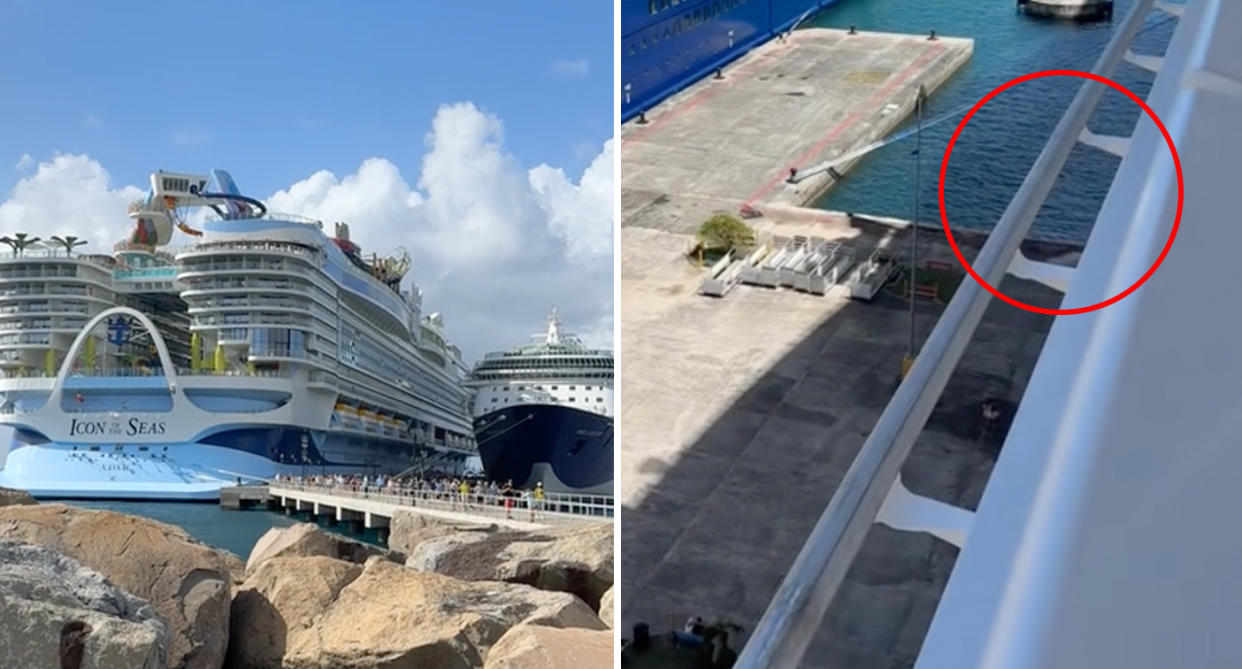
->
xmin=0 ymin=169 xmax=476 ymax=500
xmin=467 ymin=310 xmax=613 ymax=494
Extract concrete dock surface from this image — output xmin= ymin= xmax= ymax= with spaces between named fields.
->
xmin=622 ymin=28 xmax=973 ymax=236
xmin=620 ymin=215 xmax=1076 ymax=667
xmin=618 ymin=25 xmax=1077 ymax=668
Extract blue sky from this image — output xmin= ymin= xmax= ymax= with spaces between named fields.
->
xmin=0 ymin=1 xmax=615 ymax=361
xmin=0 ymin=1 xmax=612 ymax=196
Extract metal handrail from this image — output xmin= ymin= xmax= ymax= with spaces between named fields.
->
xmin=734 ymin=1 xmax=1159 ymax=666
xmin=271 ymin=482 xmax=614 ymax=520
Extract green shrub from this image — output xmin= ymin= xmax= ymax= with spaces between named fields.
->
xmin=697 ymin=214 xmax=754 ymax=253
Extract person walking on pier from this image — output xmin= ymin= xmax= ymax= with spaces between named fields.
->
xmin=531 ymin=482 xmax=545 ymax=521
xmin=501 ymin=479 xmax=515 ymax=518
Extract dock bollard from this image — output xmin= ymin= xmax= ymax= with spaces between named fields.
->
xmin=637 ymin=111 xmax=648 ymax=125
xmin=928 ymin=30 xmax=938 ymax=41
xmin=848 ymin=25 xmax=857 ymax=35
xmin=714 ymin=68 xmax=724 ymax=80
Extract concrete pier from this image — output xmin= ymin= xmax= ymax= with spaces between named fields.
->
xmin=219 ymin=485 xmax=271 ymax=510
xmin=223 ymin=484 xmax=611 ymax=537
xmin=617 ymin=26 xmax=1084 ymax=669
xmin=621 ymin=28 xmax=972 ymax=235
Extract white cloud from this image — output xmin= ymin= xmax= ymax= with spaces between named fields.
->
xmin=0 ymin=103 xmax=613 ymax=363
xmin=84 ymin=113 xmax=104 ymax=128
xmin=268 ymin=102 xmax=613 ymax=361
xmin=14 ymin=154 xmax=33 ymax=172
xmin=0 ymin=154 xmax=143 ymax=249
xmin=550 ymin=59 xmax=590 ymax=76
xmin=171 ymin=131 xmax=211 ymax=146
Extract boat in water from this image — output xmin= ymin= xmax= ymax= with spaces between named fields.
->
xmin=0 ymin=169 xmax=476 ymax=500
xmin=621 ymin=0 xmax=846 ymax=121
xmin=467 ymin=310 xmax=613 ymax=494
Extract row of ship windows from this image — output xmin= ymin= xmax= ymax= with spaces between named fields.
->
xmin=181 ymin=257 xmax=304 ymax=273
xmin=490 ymin=396 xmax=604 ymax=404
xmin=633 ymin=0 xmax=751 ymax=55
xmin=478 ymin=357 xmax=613 ymax=370
xmin=0 ymin=301 xmax=90 ymax=315
xmin=185 ymin=276 xmax=330 ymax=297
xmin=0 ymin=266 xmax=83 ymax=279
xmin=497 ymin=384 xmax=608 ymax=392
xmin=0 ymin=317 xmax=86 ymax=331
xmin=0 ymin=284 xmax=109 ymax=298
xmin=189 ymin=242 xmax=317 ymax=262
xmin=472 ymin=372 xmax=613 ymax=382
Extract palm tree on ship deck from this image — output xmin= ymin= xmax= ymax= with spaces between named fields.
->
xmin=0 ymin=233 xmax=42 ymax=257
xmin=50 ymin=235 xmax=87 ymax=257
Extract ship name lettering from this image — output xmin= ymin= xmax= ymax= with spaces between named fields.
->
xmin=127 ymin=418 xmax=166 ymax=436
xmin=69 ymin=419 xmax=107 ymax=436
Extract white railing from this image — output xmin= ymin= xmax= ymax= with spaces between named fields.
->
xmin=272 ymin=481 xmax=614 ymax=522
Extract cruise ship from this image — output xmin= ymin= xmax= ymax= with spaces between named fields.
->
xmin=0 ymin=169 xmax=476 ymax=500
xmin=467 ymin=310 xmax=613 ymax=494
xmin=621 ymin=0 xmax=845 ymax=121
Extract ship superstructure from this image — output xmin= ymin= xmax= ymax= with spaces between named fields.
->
xmin=0 ymin=169 xmax=475 ymax=500
xmin=467 ymin=309 xmax=613 ymax=494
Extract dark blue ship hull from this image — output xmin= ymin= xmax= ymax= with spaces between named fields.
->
xmin=475 ymin=404 xmax=613 ymax=494
xmin=621 ymin=0 xmax=846 ymax=121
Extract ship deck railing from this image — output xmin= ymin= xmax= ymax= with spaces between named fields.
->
xmin=275 ymin=481 xmax=614 ymax=521
xmin=0 ymin=367 xmax=297 ymax=380
xmin=733 ymin=0 xmax=1196 ymax=666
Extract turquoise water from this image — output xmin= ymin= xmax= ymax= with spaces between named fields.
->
xmin=68 ymin=501 xmax=298 ymax=557
xmin=807 ymin=0 xmax=1177 ymax=241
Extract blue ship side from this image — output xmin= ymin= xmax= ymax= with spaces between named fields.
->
xmin=621 ymin=0 xmax=845 ymax=122
xmin=474 ymin=405 xmax=613 ymax=494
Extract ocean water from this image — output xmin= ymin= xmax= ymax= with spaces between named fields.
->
xmin=68 ymin=501 xmax=298 ymax=558
xmin=807 ymin=0 xmax=1177 ymax=241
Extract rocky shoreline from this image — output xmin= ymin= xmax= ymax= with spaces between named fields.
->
xmin=0 ymin=490 xmax=613 ymax=668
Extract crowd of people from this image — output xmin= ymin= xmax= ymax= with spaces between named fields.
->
xmin=271 ymin=473 xmax=547 ymax=519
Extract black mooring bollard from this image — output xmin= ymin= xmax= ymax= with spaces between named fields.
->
xmin=848 ymin=25 xmax=857 ymax=35
xmin=714 ymin=68 xmax=724 ymax=80
xmin=637 ymin=111 xmax=648 ymax=125
xmin=928 ymin=29 xmax=938 ymax=41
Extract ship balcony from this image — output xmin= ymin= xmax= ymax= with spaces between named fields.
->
xmin=0 ymin=304 xmax=90 ymax=317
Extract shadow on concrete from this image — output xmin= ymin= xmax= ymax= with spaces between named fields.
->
xmin=620 ymin=218 xmax=1071 ymax=668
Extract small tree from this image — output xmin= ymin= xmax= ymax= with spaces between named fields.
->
xmin=697 ymin=214 xmax=754 ymax=253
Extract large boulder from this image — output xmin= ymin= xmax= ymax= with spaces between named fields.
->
xmin=387 ymin=509 xmax=494 ymax=556
xmin=246 ymin=523 xmax=389 ymax=573
xmin=598 ymin=586 xmax=614 ymax=629
xmin=484 ymin=624 xmax=613 ymax=669
xmin=227 ymin=556 xmax=362 ymax=668
xmin=231 ymin=555 xmax=605 ymax=668
xmin=0 ymin=486 xmax=35 ymax=507
xmin=405 ymin=522 xmax=614 ymax=610
xmin=0 ymin=540 xmax=168 ymax=669
xmin=0 ymin=504 xmax=233 ymax=669
xmin=403 ymin=530 xmax=495 ymax=571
